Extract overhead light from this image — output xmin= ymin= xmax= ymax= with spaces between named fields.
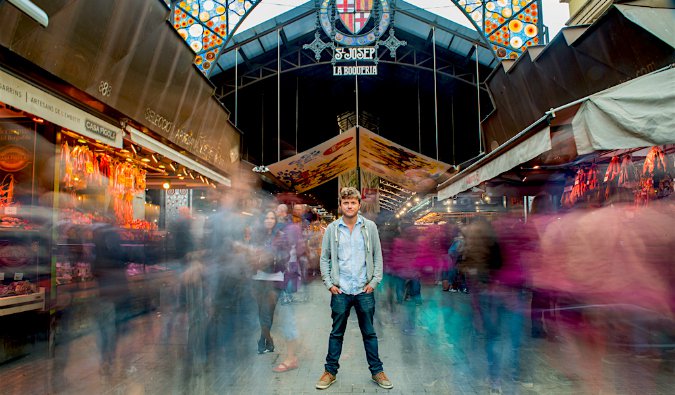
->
xmin=77 ymin=139 xmax=87 ymax=144
xmin=127 ymin=125 xmax=231 ymax=187
xmin=252 ymin=165 xmax=270 ymax=173
xmin=188 ymin=171 xmax=195 ymax=180
xmin=162 ymin=182 xmax=171 ymax=190
xmin=169 ymin=162 xmax=176 ymax=172
xmin=151 ymin=154 xmax=158 ymax=163
xmin=7 ymin=0 xmax=48 ymax=27
xmin=32 ymin=117 xmax=44 ymax=123
xmin=141 ymin=158 xmax=151 ymax=163
xmin=158 ymin=164 xmax=165 ymax=169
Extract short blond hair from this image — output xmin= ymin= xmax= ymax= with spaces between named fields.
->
xmin=339 ymin=187 xmax=361 ymax=203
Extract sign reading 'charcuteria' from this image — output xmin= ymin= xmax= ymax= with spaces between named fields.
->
xmin=304 ymin=0 xmax=406 ymax=77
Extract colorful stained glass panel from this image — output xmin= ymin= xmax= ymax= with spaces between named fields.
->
xmin=453 ymin=0 xmax=542 ymax=60
xmin=172 ymin=0 xmax=259 ymax=75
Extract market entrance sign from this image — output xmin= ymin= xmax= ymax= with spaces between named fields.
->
xmin=303 ymin=0 xmax=406 ymax=77
xmin=333 ymin=65 xmax=378 ymax=76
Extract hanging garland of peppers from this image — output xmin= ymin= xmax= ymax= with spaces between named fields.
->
xmin=561 ymin=146 xmax=672 ymax=209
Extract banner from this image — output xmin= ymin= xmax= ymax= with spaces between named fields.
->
xmin=268 ymin=126 xmax=453 ymax=194
xmin=268 ymin=129 xmax=357 ymax=192
xmin=359 ymin=128 xmax=452 ymax=192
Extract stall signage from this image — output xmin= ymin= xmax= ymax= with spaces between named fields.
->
xmin=143 ymin=107 xmax=230 ymax=171
xmin=0 ymin=145 xmax=31 ymax=172
xmin=84 ymin=120 xmax=118 ymax=142
xmin=0 ymin=69 xmax=123 ymax=148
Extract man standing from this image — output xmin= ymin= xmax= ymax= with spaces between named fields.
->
xmin=316 ymin=187 xmax=393 ymax=390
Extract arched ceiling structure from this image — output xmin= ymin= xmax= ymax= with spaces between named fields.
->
xmin=170 ymin=0 xmax=544 ymax=76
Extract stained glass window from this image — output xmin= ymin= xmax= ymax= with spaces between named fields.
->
xmin=172 ymin=0 xmax=259 ymax=75
xmin=452 ymin=0 xmax=542 ymax=60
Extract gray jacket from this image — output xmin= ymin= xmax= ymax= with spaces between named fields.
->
xmin=319 ymin=215 xmax=383 ymax=290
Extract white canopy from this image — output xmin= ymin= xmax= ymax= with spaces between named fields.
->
xmin=437 ymin=66 xmax=675 ymax=200
xmin=572 ymin=66 xmax=675 ymax=155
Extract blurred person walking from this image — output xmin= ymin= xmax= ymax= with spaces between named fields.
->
xmin=316 ymin=187 xmax=393 ymax=390
xmin=250 ymin=211 xmax=289 ymax=355
xmin=204 ymin=191 xmax=254 ymax=362
xmin=445 ymin=229 xmax=467 ymax=293
xmin=161 ymin=206 xmax=195 ymax=342
xmin=91 ymin=219 xmax=129 ymax=374
xmin=276 ymin=203 xmax=307 ymax=303
xmin=181 ymin=250 xmax=208 ymax=382
xmin=458 ymin=218 xmax=525 ymax=394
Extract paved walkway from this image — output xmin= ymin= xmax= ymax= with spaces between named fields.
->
xmin=1 ymin=279 xmax=673 ymax=394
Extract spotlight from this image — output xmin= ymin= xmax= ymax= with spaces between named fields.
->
xmin=162 ymin=182 xmax=170 ymax=190
xmin=252 ymin=165 xmax=270 ymax=173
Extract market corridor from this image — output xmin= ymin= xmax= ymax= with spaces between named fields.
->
xmin=0 ymin=278 xmax=672 ymax=395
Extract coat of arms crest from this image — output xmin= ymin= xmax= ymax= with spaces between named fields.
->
xmin=336 ymin=0 xmax=374 ymax=35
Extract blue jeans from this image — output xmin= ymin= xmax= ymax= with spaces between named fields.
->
xmin=475 ymin=287 xmax=526 ymax=384
xmin=325 ymin=292 xmax=384 ymax=375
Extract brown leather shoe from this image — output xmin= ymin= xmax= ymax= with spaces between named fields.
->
xmin=372 ymin=371 xmax=393 ymax=389
xmin=315 ymin=371 xmax=336 ymax=389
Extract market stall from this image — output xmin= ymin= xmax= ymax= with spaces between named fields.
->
xmin=0 ymin=71 xmax=228 ymax=363
xmin=437 ymin=66 xmax=675 ymax=206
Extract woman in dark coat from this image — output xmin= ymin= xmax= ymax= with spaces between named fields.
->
xmin=250 ymin=210 xmax=290 ymax=354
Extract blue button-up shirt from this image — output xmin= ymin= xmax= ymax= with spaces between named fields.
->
xmin=337 ymin=216 xmax=368 ymax=295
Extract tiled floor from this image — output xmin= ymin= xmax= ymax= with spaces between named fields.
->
xmin=1 ymin=279 xmax=673 ymax=394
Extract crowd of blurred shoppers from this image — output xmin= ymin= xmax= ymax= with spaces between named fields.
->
xmin=50 ymin=186 xmax=674 ymax=394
